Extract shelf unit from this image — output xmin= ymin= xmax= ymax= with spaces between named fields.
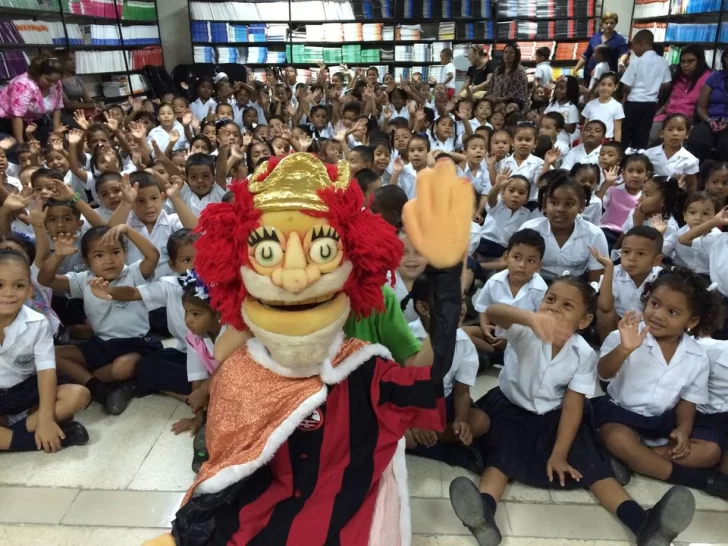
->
xmin=187 ymin=0 xmax=596 ymax=82
xmin=0 ymin=0 xmax=164 ymax=98
xmin=630 ymin=0 xmax=728 ymax=69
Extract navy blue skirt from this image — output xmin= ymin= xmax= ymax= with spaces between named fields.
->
xmin=693 ymin=411 xmax=728 ymax=452
xmin=475 ymin=387 xmax=613 ymax=488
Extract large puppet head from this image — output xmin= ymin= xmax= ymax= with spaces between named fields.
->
xmin=194 ymin=153 xmax=403 ymax=371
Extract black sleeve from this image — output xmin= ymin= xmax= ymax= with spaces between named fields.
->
xmin=427 ymin=264 xmax=462 ymax=387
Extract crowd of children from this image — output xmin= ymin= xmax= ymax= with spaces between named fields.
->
xmin=0 ymin=30 xmax=727 ymax=545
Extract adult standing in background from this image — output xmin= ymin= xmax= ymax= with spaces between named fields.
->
xmin=574 ymin=12 xmax=629 ymax=84
xmin=57 ymin=49 xmax=97 ymax=115
xmin=0 ymin=54 xmax=64 ymax=145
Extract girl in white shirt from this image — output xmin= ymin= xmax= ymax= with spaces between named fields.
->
xmin=644 ymin=114 xmax=699 ymax=192
xmin=148 ymin=103 xmax=188 ymax=156
xmin=595 ymin=269 xmax=728 ymax=500
xmin=581 ymin=72 xmax=625 ymax=141
xmin=391 ymin=230 xmax=427 ymax=323
xmin=672 ymin=192 xmax=722 ymax=275
xmin=498 ymin=123 xmax=545 ymax=204
xmin=190 ymin=78 xmax=217 ymax=122
xmin=451 ymin=277 xmax=695 ymax=546
xmin=429 ymin=115 xmax=462 ymax=152
xmin=570 ymin=163 xmax=602 ymax=226
xmin=544 ymin=76 xmax=580 ymax=135
xmin=692 ymin=336 xmax=728 ymax=470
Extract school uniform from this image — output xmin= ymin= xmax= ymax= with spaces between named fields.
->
xmin=49 ymin=228 xmax=90 ymax=328
xmin=148 ymin=122 xmax=188 ymax=157
xmin=589 ymin=61 xmax=610 ymax=91
xmin=518 ymin=216 xmax=608 ymax=281
xmin=468 ymin=221 xmax=480 ymax=257
xmin=694 ymin=338 xmax=728 ymax=451
xmin=429 ymin=134 xmax=462 ymax=152
xmin=478 ymin=196 xmax=531 ymax=256
xmin=0 ymin=306 xmax=55 ymax=416
xmin=581 ymin=98 xmax=625 ymax=139
xmin=179 ymin=184 xmax=227 ymax=217
xmin=672 ymin=225 xmax=719 ymax=275
xmin=581 ymin=194 xmax=603 ymax=226
xmin=544 ymin=101 xmax=580 ymax=127
xmin=472 ymin=270 xmax=547 ymax=335
xmin=66 ymin=261 xmax=163 ymax=371
xmin=499 ymin=154 xmax=545 ymax=202
xmin=476 ymin=325 xmax=613 ymax=488
xmin=611 ymin=265 xmax=661 ymax=318
xmin=187 ymin=333 xmax=218 ymax=383
xmin=470 ymin=118 xmax=492 ymax=131
xmin=190 ymin=98 xmax=217 ymax=123
xmin=621 ymin=211 xmax=679 ymax=257
xmin=692 ymin=231 xmax=728 ymax=339
xmin=457 ymin=164 xmax=491 ymax=195
xmin=396 ymin=164 xmax=418 ymax=200
xmin=560 ymin=144 xmax=602 ymax=171
xmin=388 ymin=270 xmax=418 ymax=323
xmin=594 ymin=328 xmax=709 ymax=445
xmin=534 ymin=61 xmax=553 ymax=87
xmin=125 ymin=210 xmax=184 ymax=281
xmin=643 ymin=145 xmax=700 ymax=179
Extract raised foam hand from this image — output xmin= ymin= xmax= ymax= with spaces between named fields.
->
xmin=402 ymin=159 xmax=475 ymax=269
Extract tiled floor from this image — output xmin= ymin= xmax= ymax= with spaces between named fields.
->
xmin=0 ymin=372 xmax=726 ymax=545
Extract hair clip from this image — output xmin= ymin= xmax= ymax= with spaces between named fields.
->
xmin=178 ymin=269 xmax=210 ymax=301
xmin=708 ymin=282 xmax=719 ymax=292
xmin=561 ymin=270 xmax=571 ymax=277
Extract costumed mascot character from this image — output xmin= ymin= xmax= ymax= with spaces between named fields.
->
xmin=143 ymin=153 xmax=474 ymax=546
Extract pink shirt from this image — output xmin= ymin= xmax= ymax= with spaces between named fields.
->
xmin=185 ymin=331 xmax=219 ymax=375
xmin=654 ymin=70 xmax=712 ymax=123
xmin=600 ymin=185 xmax=639 ymax=232
xmin=0 ymin=72 xmax=64 ymax=121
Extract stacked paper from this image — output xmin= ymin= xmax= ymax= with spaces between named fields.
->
xmin=413 ymin=44 xmax=430 ymax=62
xmin=75 ymin=50 xmax=127 ymax=74
xmin=102 ymin=81 xmax=127 ymax=97
xmin=323 ymin=23 xmax=343 ymax=42
xmin=343 ymin=23 xmax=363 ymax=42
xmin=129 ymin=46 xmax=162 ymax=69
xmin=65 ymin=23 xmax=84 ymax=45
xmin=382 ymin=25 xmax=394 ymax=41
xmin=395 ymin=45 xmax=413 ymax=62
xmin=633 ymin=0 xmax=670 ymax=18
xmin=244 ymin=47 xmax=268 ymax=63
xmin=247 ymin=25 xmax=267 ymax=43
xmin=121 ymin=25 xmax=160 ymax=46
xmin=191 ymin=21 xmax=210 ymax=43
xmin=671 ymin=0 xmax=722 ymax=14
xmin=0 ymin=0 xmax=60 ymax=8
xmin=361 ymin=48 xmax=380 ymax=63
xmin=323 ymin=47 xmax=343 ymax=63
xmin=268 ymin=24 xmax=288 ymax=41
xmin=666 ymin=23 xmax=718 ymax=43
xmin=84 ymin=24 xmax=121 ymax=46
xmin=216 ymin=46 xmax=238 ymax=63
xmin=631 ymin=23 xmax=667 ymax=43
xmin=64 ymin=0 xmax=121 ymax=19
xmin=194 ymin=46 xmax=215 ymax=63
xmin=229 ymin=24 xmax=248 ymax=42
xmin=438 ymin=22 xmax=455 ymax=40
xmin=266 ymin=49 xmax=287 ymax=63
xmin=209 ymin=22 xmax=228 ymax=43
xmin=398 ymin=25 xmax=421 ymax=40
xmin=8 ymin=20 xmax=61 ymax=45
xmin=189 ymin=1 xmax=289 ymax=22
xmin=362 ymin=23 xmax=383 ymax=41
xmin=342 ymin=44 xmax=362 ymax=63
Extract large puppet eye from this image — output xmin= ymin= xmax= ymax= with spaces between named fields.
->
xmin=254 ymin=240 xmax=283 ymax=267
xmin=309 ymin=238 xmax=338 ymax=265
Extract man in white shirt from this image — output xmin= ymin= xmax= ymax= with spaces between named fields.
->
xmin=620 ymin=30 xmax=672 ymax=149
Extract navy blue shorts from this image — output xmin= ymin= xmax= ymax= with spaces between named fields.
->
xmin=135 ymin=348 xmax=191 ymax=396
xmin=693 ymin=411 xmax=728 ymax=451
xmin=78 ymin=336 xmax=164 ymax=371
xmin=0 ymin=375 xmax=39 ymax=416
xmin=476 ymin=239 xmax=507 ymax=261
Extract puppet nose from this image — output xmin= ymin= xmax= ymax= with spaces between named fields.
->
xmin=273 ymin=232 xmax=309 ymax=293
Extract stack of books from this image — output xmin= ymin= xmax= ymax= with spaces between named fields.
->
xmin=2 ymin=20 xmax=65 ymax=45
xmin=84 ymin=24 xmax=122 ymax=46
xmin=216 ymin=46 xmax=238 ymax=63
xmin=342 ymin=43 xmax=362 ymax=63
xmin=121 ymin=0 xmax=158 ymax=21
xmin=121 ymin=25 xmax=160 ymax=46
xmin=665 ymin=23 xmax=718 ymax=43
xmin=65 ymin=22 xmax=84 ymax=45
xmin=0 ymin=0 xmax=60 ymax=8
xmin=633 ymin=0 xmax=670 ymax=19
xmin=672 ymin=0 xmax=722 ymax=15
xmin=194 ymin=46 xmax=215 ymax=63
xmin=64 ymin=0 xmax=121 ymax=19
xmin=344 ymin=23 xmax=364 ymax=42
xmin=0 ymin=50 xmax=30 ymax=80
xmin=190 ymin=1 xmax=289 ymax=21
xmin=75 ymin=50 xmax=127 ymax=74
xmin=631 ymin=22 xmax=667 ymax=42
xmin=438 ymin=22 xmax=455 ymax=40
xmin=361 ymin=48 xmax=381 ymax=63
xmin=129 ymin=46 xmax=162 ymax=69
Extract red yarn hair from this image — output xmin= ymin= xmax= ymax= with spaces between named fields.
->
xmin=194 ymin=156 xmax=403 ymax=331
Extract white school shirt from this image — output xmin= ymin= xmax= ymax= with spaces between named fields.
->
xmin=96 ymin=206 xmax=115 ymax=223
xmin=518 ymin=216 xmax=608 ymax=280
xmin=457 ymin=164 xmax=491 ymax=195
xmin=468 ymin=221 xmax=480 ymax=256
xmin=499 ymin=154 xmax=545 ymax=202
xmin=692 ymin=231 xmax=728 ymax=297
xmin=409 ymin=319 xmax=477 ymax=398
xmin=621 ymin=50 xmax=672 ymax=103
xmin=695 ymin=338 xmax=728 ymax=414
xmin=126 ymin=210 xmax=184 ymax=281
xmin=429 ymin=134 xmax=461 ymax=152
xmin=479 ymin=195 xmax=531 ymax=247
xmin=190 ymin=98 xmax=217 ymax=122
xmin=180 ymin=184 xmax=227 ymax=217
xmin=589 ymin=61 xmax=610 ymax=90
xmin=643 ymin=146 xmax=699 ymax=178
xmin=385 ymin=105 xmax=409 ymax=122
xmin=534 ymin=62 xmax=553 ymax=87
xmin=581 ymin=98 xmax=625 ymax=139
xmin=388 ymin=270 xmax=418 ymax=323
xmin=0 ymin=306 xmax=55 ymax=389
xmin=500 ymin=325 xmax=598 ymax=415
xmin=440 ymin=62 xmax=457 ymax=90
xmin=560 ymin=144 xmax=601 ymax=172
xmin=3 ymin=175 xmax=21 ymax=191
xmin=138 ymin=276 xmax=186 ymax=352
xmin=473 ymin=269 xmax=547 ymax=319
xmin=544 ymin=101 xmax=580 ymax=126
xmin=672 ymin=225 xmax=719 ymax=274
xmin=621 ymin=211 xmax=679 ymax=257
xmin=396 ymin=164 xmax=418 ymax=200
xmin=611 ymin=264 xmax=661 ymax=318
xmin=66 ymin=261 xmax=150 ymax=341
xmin=582 ymin=194 xmax=602 ymax=226
xmin=148 ymin=122 xmax=188 ymax=156
xmin=187 ymin=335 xmax=216 ymax=382
xmin=600 ymin=328 xmax=709 ymax=416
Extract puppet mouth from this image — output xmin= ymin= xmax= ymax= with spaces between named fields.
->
xmin=254 ymin=291 xmax=339 ymax=312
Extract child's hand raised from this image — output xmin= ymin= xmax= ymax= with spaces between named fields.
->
xmin=101 ymin=224 xmax=129 ymax=246
xmin=392 ymin=157 xmax=405 ymax=174
xmin=649 ymin=215 xmax=667 ymax=234
xmin=25 ymin=122 xmax=37 ymax=135
xmin=169 ymin=130 xmax=180 ymax=144
xmin=165 ymin=176 xmax=185 ymax=199
xmin=128 ymin=121 xmax=146 ymax=141
xmin=604 ymin=166 xmax=620 ymax=186
xmin=544 ymin=146 xmax=561 ymax=166
xmin=485 ymin=153 xmax=498 ymax=168
xmin=618 ymin=311 xmax=649 ymax=353
xmin=713 ymin=205 xmax=728 ymax=226
xmin=53 ymin=233 xmax=78 ymax=257
xmin=590 ymin=247 xmax=613 ymax=269
xmin=52 ymin=179 xmax=75 ymax=201
xmin=88 ymin=277 xmax=113 ymax=301
xmin=28 ymin=139 xmax=42 ymax=157
xmin=68 ymin=128 xmax=85 ymax=146
xmin=181 ymin=110 xmax=194 ymax=127
xmin=242 ymin=132 xmax=253 ymax=147
xmin=528 ymin=311 xmax=572 ymax=345
xmin=120 ymin=174 xmax=138 ymax=203
xmin=298 ymin=134 xmax=313 ymax=152
xmin=103 ymin=112 xmax=119 ymax=133
xmin=27 ymin=198 xmax=47 ymax=228
xmin=495 ymin=167 xmax=513 ymax=188
xmin=2 ymin=192 xmax=31 ymax=212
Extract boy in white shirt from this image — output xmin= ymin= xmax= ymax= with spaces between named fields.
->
xmin=620 ymin=30 xmax=672 ymax=149
xmin=589 ymin=45 xmax=611 ymax=92
xmin=533 ymin=47 xmax=553 ymax=88
xmin=440 ymin=48 xmax=457 ymax=100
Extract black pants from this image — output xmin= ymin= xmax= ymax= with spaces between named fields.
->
xmin=686 ymin=121 xmax=728 ymax=163
xmin=622 ymin=101 xmax=658 ymax=150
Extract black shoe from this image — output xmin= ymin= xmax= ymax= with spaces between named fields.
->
xmin=60 ymin=421 xmax=89 ymax=447
xmin=104 ymin=382 xmax=134 ymax=415
xmin=636 ymin=486 xmax=695 ymax=546
xmin=610 ymin=456 xmax=632 ymax=486
xmin=706 ymin=470 xmax=728 ymax=499
xmin=192 ymin=424 xmax=208 ymax=474
xmin=449 ymin=477 xmax=502 ymax=546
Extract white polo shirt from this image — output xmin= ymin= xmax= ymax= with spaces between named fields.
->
xmin=396 ymin=165 xmax=418 ymax=200
xmin=643 ymin=145 xmax=700 ymax=178
xmin=148 ymin=122 xmax=188 ymax=157
xmin=190 ymin=98 xmax=217 ymax=123
xmin=672 ymin=225 xmax=719 ymax=275
xmin=518 ymin=216 xmax=608 ymax=280
xmin=500 ymin=324 xmax=598 ymax=415
xmin=388 ymin=270 xmax=418 ymax=323
xmin=457 ymin=163 xmax=491 ymax=195
xmin=621 ymin=50 xmax=672 ymax=103
xmin=66 ymin=261 xmax=150 ymax=341
xmin=409 ymin=318 xmax=478 ymax=398
xmin=693 ymin=231 xmax=728 ymax=297
xmin=180 ymin=184 xmax=227 ymax=217
xmin=534 ymin=61 xmax=553 ymax=87
xmin=429 ymin=134 xmax=462 ymax=152
xmin=582 ymin=194 xmax=603 ymax=226
xmin=600 ymin=328 xmax=709 ymax=416
xmin=138 ymin=277 xmax=186 ymax=351
xmin=695 ymin=337 xmax=728 ymax=415
xmin=0 ymin=306 xmax=55 ymax=389
xmin=499 ymin=154 xmax=545 ymax=202
xmin=621 ymin=211 xmax=679 ymax=257
xmin=560 ymin=144 xmax=601 ymax=172
xmin=469 ymin=221 xmax=480 ymax=256
xmin=473 ymin=269 xmax=547 ymax=330
xmin=479 ymin=196 xmax=531 ymax=247
xmin=581 ymin=98 xmax=625 ymax=139
xmin=126 ymin=210 xmax=184 ymax=281
xmin=544 ymin=101 xmax=579 ymax=125
xmin=611 ymin=264 xmax=661 ymax=318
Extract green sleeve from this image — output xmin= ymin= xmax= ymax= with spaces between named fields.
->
xmin=375 ymin=286 xmax=422 ymax=364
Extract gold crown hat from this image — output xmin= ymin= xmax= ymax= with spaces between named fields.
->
xmin=248 ymin=153 xmax=351 ymax=213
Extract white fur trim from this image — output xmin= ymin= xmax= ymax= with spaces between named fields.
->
xmin=393 ymin=438 xmax=411 ymax=546
xmin=194 ymin=385 xmax=328 ymax=496
xmin=319 ymin=343 xmax=392 ymax=385
xmin=241 ymin=261 xmax=353 ymax=303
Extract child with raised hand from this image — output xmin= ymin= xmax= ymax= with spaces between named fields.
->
xmin=673 ymin=192 xmax=722 ymax=276
xmin=39 ymin=224 xmax=162 ymax=415
xmin=581 ymin=72 xmax=625 ymax=142
xmin=148 ymin=103 xmax=188 ymax=158
xmin=499 ymin=123 xmax=544 ymax=204
xmin=403 ymin=271 xmax=490 ymax=473
xmin=644 ymin=114 xmax=699 ymax=193
xmin=395 ymin=135 xmax=429 ymax=200
xmin=392 ymin=228 xmax=428 ymax=322
xmin=570 ymin=163 xmax=602 ymax=226
xmin=595 ymin=268 xmax=728 ymax=500
xmin=0 ymin=249 xmax=90 ymax=454
xmin=519 ymin=173 xmax=609 ymax=282
xmin=591 ymin=226 xmax=663 ymax=341
xmin=451 ymin=275 xmax=696 ymax=546
xmin=560 ymin=120 xmax=606 ymax=171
